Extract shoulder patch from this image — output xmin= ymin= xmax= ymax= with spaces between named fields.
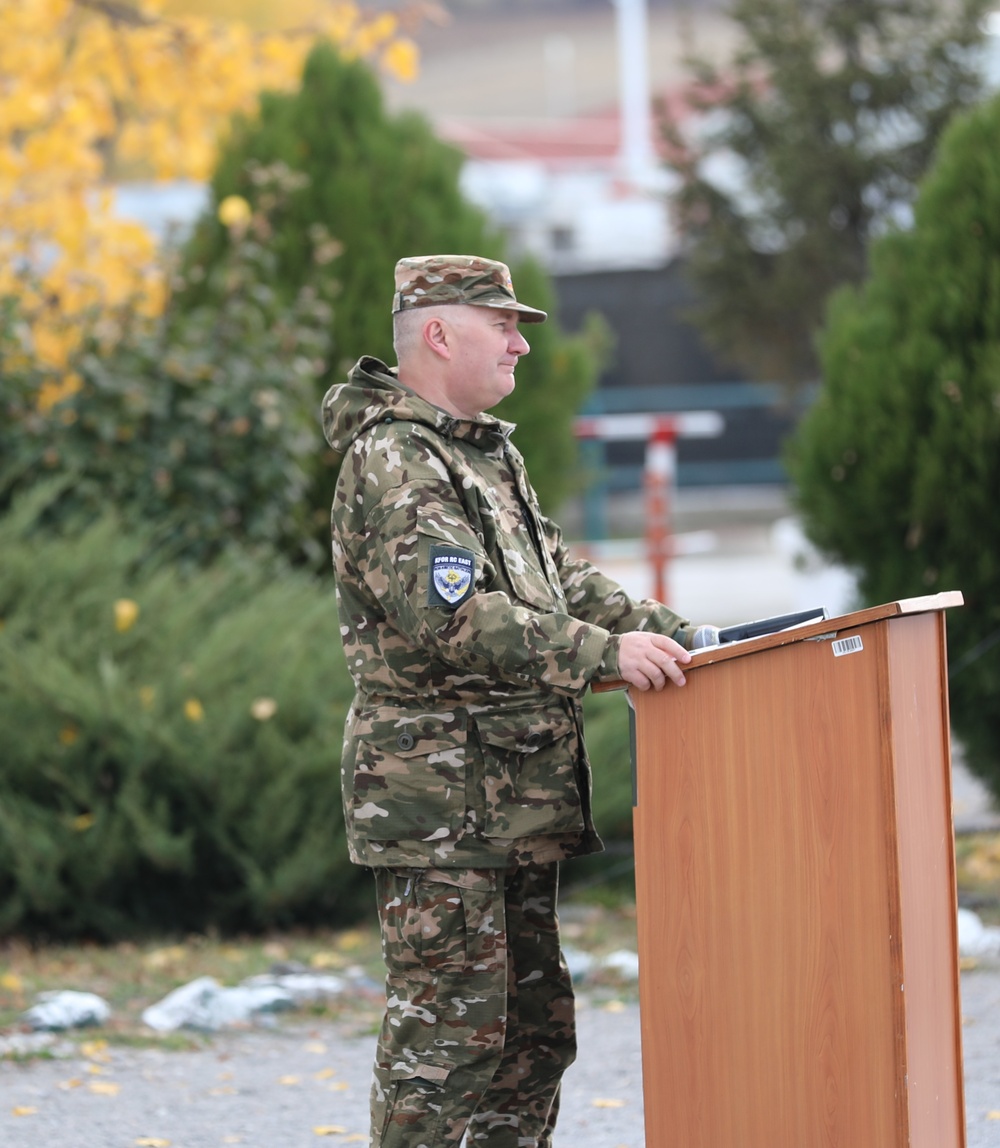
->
xmin=428 ymin=545 xmax=476 ymax=608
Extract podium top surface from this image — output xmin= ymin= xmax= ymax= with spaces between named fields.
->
xmin=593 ymin=591 xmax=963 ymax=692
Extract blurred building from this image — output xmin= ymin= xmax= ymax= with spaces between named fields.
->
xmin=443 ymin=114 xmax=677 ymax=273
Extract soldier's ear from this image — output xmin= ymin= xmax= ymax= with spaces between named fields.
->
xmin=422 ymin=315 xmax=452 ymax=361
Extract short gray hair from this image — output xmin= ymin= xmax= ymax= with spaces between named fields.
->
xmin=392 ymin=304 xmax=457 ymax=363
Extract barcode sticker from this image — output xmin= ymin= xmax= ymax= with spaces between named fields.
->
xmin=832 ymin=635 xmax=864 ymax=657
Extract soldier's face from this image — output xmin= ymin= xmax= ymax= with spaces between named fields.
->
xmin=444 ymin=306 xmax=530 ymax=418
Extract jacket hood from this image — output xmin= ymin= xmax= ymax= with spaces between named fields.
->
xmin=321 ymin=355 xmax=514 ymax=475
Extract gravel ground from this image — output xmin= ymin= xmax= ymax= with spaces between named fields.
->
xmin=965 ymin=968 xmax=1000 ymax=1146
xmin=3 ymin=968 xmax=999 ymax=1148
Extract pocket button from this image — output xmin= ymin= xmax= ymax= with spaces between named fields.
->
xmin=397 ymin=732 xmax=415 ymax=751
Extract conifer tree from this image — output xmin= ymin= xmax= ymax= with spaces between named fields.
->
xmin=181 ymin=41 xmax=603 ymax=548
xmin=668 ymin=0 xmax=990 ymax=387
xmin=788 ymin=92 xmax=1000 ymax=798
xmin=182 ymin=40 xmax=496 ymax=373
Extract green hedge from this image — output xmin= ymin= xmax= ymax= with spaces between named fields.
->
xmin=0 ymin=492 xmax=362 ymax=940
xmin=0 ymin=493 xmax=636 ymax=938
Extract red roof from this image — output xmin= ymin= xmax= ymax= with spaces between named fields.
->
xmin=435 ymin=81 xmax=730 ymax=170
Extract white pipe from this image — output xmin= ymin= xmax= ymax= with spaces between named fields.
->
xmin=613 ymin=0 xmax=656 ymax=183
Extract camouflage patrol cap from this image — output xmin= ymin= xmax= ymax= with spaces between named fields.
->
xmin=392 ymin=254 xmax=547 ymax=323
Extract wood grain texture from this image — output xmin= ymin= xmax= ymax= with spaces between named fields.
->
xmin=886 ymin=613 xmax=966 ymax=1148
xmin=631 ymin=605 xmax=965 ymax=1148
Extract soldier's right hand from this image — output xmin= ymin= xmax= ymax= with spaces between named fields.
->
xmin=617 ymin=631 xmax=691 ymax=691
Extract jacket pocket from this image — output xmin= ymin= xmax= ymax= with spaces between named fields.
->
xmin=472 ymin=704 xmax=586 ymax=838
xmin=495 ymin=539 xmax=557 ymax=611
xmin=351 ymin=709 xmax=468 ymax=842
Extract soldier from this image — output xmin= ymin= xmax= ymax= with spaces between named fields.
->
xmin=322 ymin=254 xmax=696 ymax=1147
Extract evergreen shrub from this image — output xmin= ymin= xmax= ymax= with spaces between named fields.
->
xmin=0 ymin=491 xmax=637 ymax=938
xmin=0 ymin=490 xmax=362 ymax=940
xmin=788 ymin=92 xmax=1000 ymax=798
xmin=580 ymin=690 xmax=634 ymax=842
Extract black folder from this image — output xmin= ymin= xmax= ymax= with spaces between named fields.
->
xmin=718 ymin=607 xmax=829 ymax=644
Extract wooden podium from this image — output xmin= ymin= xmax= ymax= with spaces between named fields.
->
xmin=626 ymin=592 xmax=965 ymax=1148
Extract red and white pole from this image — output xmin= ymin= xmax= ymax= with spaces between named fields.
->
xmin=644 ymin=419 xmax=676 ymax=604
xmin=573 ymin=409 xmax=723 ymax=604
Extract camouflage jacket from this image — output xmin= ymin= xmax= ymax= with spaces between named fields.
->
xmin=322 ymin=356 xmax=695 ymax=869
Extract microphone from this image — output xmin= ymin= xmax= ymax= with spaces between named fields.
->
xmin=691 ymin=624 xmax=721 ymax=650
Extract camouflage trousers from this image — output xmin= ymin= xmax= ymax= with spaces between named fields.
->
xmin=370 ymin=862 xmax=576 ymax=1148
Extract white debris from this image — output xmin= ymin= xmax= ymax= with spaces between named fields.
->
xmin=23 ymin=990 xmax=111 ymax=1032
xmin=141 ymin=976 xmax=294 ymax=1032
xmin=0 ymin=1031 xmax=74 ymax=1058
xmin=958 ymin=907 xmax=1000 ymax=960
xmin=239 ymin=972 xmax=348 ymax=1004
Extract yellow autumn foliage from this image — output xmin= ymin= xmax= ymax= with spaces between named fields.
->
xmin=0 ymin=0 xmax=421 ymax=393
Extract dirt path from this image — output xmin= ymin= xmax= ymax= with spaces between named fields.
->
xmin=4 ymin=971 xmax=1000 ymax=1148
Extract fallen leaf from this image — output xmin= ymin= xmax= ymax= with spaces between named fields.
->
xmin=602 ymin=1000 xmax=626 ymax=1013
xmin=12 ymin=1107 xmax=38 ymax=1117
xmin=222 ymin=1138 xmax=243 ymax=1145
xmin=58 ymin=1078 xmax=83 ymax=1091
xmin=344 ymin=1136 xmax=367 ymax=1143
xmin=336 ymin=930 xmax=365 ymax=951
xmin=960 ymin=956 xmax=979 ymax=971
xmin=81 ymin=1039 xmax=110 ymax=1061
xmin=988 ymin=1111 xmax=1000 ymax=1121
xmin=88 ymin=1081 xmax=121 ymax=1096
xmin=304 ymin=1041 xmax=327 ymax=1054
xmin=279 ymin=1075 xmax=301 ymax=1086
xmin=314 ymin=1068 xmax=336 ymax=1080
xmin=309 ymin=951 xmax=344 ymax=970
xmin=1 ymin=972 xmax=24 ymax=992
xmin=136 ymin=1139 xmax=171 ymax=1147
xmin=209 ymin=1087 xmax=237 ymax=1096
xmin=85 ymin=1064 xmax=106 ymax=1075
xmin=143 ymin=945 xmax=188 ymax=970
xmin=329 ymin=1081 xmax=350 ymax=1091
xmin=592 ymin=1097 xmax=626 ymax=1108
xmin=313 ymin=1127 xmax=347 ymax=1137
